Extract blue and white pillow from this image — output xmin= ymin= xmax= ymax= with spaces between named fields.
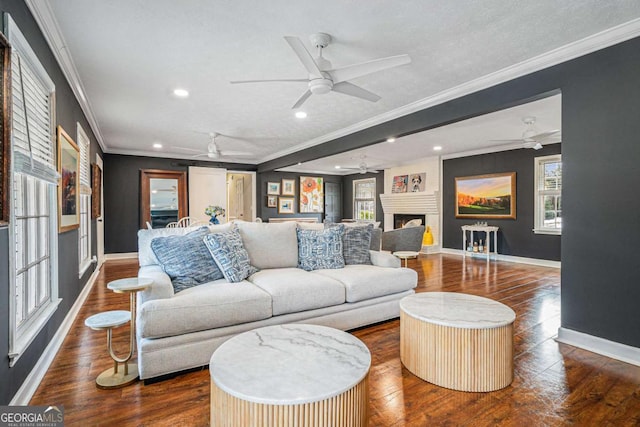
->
xmin=203 ymin=227 xmax=258 ymax=283
xmin=342 ymin=223 xmax=374 ymax=265
xmin=296 ymin=225 xmax=345 ymax=271
xmin=150 ymin=227 xmax=223 ymax=293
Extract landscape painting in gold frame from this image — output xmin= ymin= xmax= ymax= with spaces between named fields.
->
xmin=455 ymin=172 xmax=516 ymax=219
xmin=57 ymin=126 xmax=80 ymax=232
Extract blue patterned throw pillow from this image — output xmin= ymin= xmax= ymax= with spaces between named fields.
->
xmin=296 ymin=225 xmax=345 ymax=271
xmin=342 ymin=224 xmax=374 ymax=265
xmin=203 ymin=227 xmax=258 ymax=283
xmin=151 ymin=227 xmax=224 ymax=293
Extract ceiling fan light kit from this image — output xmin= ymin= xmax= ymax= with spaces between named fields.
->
xmin=231 ymin=32 xmax=411 ymax=109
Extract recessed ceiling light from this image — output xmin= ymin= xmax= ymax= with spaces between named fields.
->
xmin=153 ymin=143 xmax=162 ymax=149
xmin=433 ymin=146 xmax=442 ymax=151
xmin=334 ymin=165 xmax=341 ymax=169
xmin=295 ymin=111 xmax=307 ymax=119
xmin=297 ymin=162 xmax=302 ymax=165
xmin=386 ymin=137 xmax=396 ymax=143
xmin=173 ymin=88 xmax=189 ymax=98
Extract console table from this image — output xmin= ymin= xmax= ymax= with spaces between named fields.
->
xmin=400 ymin=292 xmax=515 ymax=392
xmin=210 ymin=324 xmax=371 ymax=426
xmin=461 ymin=225 xmax=499 ymax=262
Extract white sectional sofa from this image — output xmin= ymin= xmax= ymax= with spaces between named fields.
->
xmin=136 ymin=221 xmax=417 ymax=380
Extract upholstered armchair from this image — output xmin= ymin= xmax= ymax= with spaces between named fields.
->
xmin=381 ymin=225 xmax=425 ymax=252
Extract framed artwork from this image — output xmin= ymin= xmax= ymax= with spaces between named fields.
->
xmin=455 ymin=172 xmax=516 ymax=219
xmin=267 ymin=181 xmax=280 ymax=195
xmin=300 ymin=176 xmax=323 ymax=213
xmin=57 ymin=126 xmax=80 ymax=232
xmin=408 ymin=173 xmax=426 ymax=192
xmin=0 ymin=33 xmax=10 ymax=225
xmin=281 ymin=178 xmax=295 ymax=196
xmin=278 ymin=197 xmax=295 ymax=214
xmin=267 ymin=195 xmax=277 ymax=208
xmin=392 ymin=175 xmax=408 ymax=193
xmin=91 ymin=163 xmax=102 ymax=219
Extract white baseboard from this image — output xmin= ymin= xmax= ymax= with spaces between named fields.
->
xmin=105 ymin=252 xmax=138 ymax=260
xmin=10 ymin=267 xmax=101 ymax=405
xmin=439 ymin=248 xmax=561 ymax=268
xmin=556 ymin=327 xmax=640 ymax=367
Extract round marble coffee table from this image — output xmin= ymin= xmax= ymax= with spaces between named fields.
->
xmin=210 ymin=324 xmax=371 ymax=426
xmin=400 ymin=292 xmax=516 ymax=392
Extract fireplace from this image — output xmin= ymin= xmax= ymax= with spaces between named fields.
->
xmin=394 ymin=214 xmax=426 ymax=229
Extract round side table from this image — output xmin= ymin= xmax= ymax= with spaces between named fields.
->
xmin=393 ymin=250 xmax=420 ymax=267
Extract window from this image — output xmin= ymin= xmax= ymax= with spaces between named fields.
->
xmin=353 ymin=178 xmax=376 ymax=221
xmin=534 ymin=154 xmax=562 ymax=235
xmin=77 ymin=123 xmax=92 ymax=275
xmin=7 ymin=15 xmax=60 ymax=366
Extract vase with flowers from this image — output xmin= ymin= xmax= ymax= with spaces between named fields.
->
xmin=205 ymin=205 xmax=225 ymax=225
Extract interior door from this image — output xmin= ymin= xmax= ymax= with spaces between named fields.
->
xmin=95 ymin=154 xmax=104 ymax=266
xmin=324 ymin=182 xmax=342 ymax=223
xmin=188 ymin=166 xmax=227 ymax=223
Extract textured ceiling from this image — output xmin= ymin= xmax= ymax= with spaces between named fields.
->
xmin=40 ymin=0 xmax=640 ymax=166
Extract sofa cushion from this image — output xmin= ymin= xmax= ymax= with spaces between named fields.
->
xmin=313 ymin=265 xmax=417 ymax=303
xmin=204 ymin=227 xmax=258 ymax=283
xmin=341 ymin=223 xmax=373 ymax=265
xmin=138 ymin=280 xmax=272 ymax=339
xmin=236 ymin=222 xmax=298 ymax=269
xmin=296 ymin=225 xmax=345 ymax=271
xmin=138 ymin=223 xmax=231 ymax=267
xmin=150 ymin=227 xmax=223 ymax=292
xmin=248 ymin=268 xmax=346 ymax=316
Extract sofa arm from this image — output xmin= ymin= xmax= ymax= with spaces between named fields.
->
xmin=369 ymin=250 xmax=401 ymax=268
xmin=138 ymin=265 xmax=174 ymax=305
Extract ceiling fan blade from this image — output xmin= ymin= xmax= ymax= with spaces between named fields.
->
xmin=172 ymin=146 xmax=202 ymax=153
xmin=284 ymin=36 xmax=323 ymax=77
xmin=531 ymin=130 xmax=561 ymax=140
xmin=367 ymin=170 xmax=380 ymax=173
xmin=327 ymin=54 xmax=411 ymax=83
xmin=332 ymin=82 xmax=381 ymax=102
xmin=219 ymin=151 xmax=253 ymax=156
xmin=489 ymin=139 xmax=525 ymax=143
xmin=230 ymin=79 xmax=308 ymax=84
xmin=292 ymin=89 xmax=313 ymax=109
xmin=191 ymin=153 xmax=210 ymax=158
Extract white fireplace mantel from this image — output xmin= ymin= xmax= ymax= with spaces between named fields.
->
xmin=379 ymin=192 xmax=439 ymax=215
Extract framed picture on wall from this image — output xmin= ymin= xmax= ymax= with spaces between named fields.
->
xmin=278 ymin=197 xmax=295 ymax=214
xmin=57 ymin=126 xmax=80 ymax=232
xmin=281 ymin=178 xmax=295 ymax=196
xmin=267 ymin=195 xmax=277 ymax=208
xmin=409 ymin=173 xmax=426 ymax=192
xmin=455 ymin=172 xmax=516 ymax=219
xmin=300 ymin=176 xmax=323 ymax=213
xmin=392 ymin=175 xmax=408 ymax=193
xmin=91 ymin=163 xmax=102 ymax=219
xmin=267 ymin=181 xmax=280 ymax=195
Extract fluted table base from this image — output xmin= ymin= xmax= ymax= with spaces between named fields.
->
xmin=401 ymin=310 xmax=513 ymax=392
xmin=211 ymin=374 xmax=369 ymax=427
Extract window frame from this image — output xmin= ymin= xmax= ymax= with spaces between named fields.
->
xmin=533 ymin=154 xmax=562 ymax=235
xmin=77 ymin=122 xmax=92 ymax=276
xmin=352 ymin=177 xmax=376 ymax=221
xmin=6 ymin=13 xmax=60 ymax=366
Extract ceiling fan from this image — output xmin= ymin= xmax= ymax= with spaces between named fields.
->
xmin=230 ymin=32 xmax=411 ymax=109
xmin=339 ymin=156 xmax=380 ymax=174
xmin=492 ymin=116 xmax=561 ymax=150
xmin=173 ymin=133 xmax=252 ymax=159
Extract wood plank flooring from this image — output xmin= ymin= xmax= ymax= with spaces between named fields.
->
xmin=30 ymin=255 xmax=640 ymax=426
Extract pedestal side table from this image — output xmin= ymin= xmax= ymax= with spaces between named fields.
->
xmin=392 ymin=251 xmax=420 ymax=267
xmin=400 ymin=292 xmax=515 ymax=392
xmin=210 ymin=324 xmax=371 ymax=426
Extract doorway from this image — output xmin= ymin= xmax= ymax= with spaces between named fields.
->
xmin=140 ymin=169 xmax=188 ymax=228
xmin=95 ymin=154 xmax=104 ymax=267
xmin=226 ymin=172 xmax=256 ymax=222
xmin=324 ymin=181 xmax=342 ymax=223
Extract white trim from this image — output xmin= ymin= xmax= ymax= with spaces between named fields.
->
xmin=10 ymin=267 xmax=101 ymax=405
xmin=105 ymin=252 xmax=138 ymax=260
xmin=23 ymin=1 xmax=640 ymax=160
xmin=24 ymin=0 xmax=106 ymax=152
xmin=440 ymin=248 xmax=561 ymax=268
xmin=556 ymin=327 xmax=640 ymax=367
xmin=259 ymin=18 xmax=640 ymax=164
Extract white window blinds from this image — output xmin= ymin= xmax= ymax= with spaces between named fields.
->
xmin=77 ymin=123 xmax=91 ymax=194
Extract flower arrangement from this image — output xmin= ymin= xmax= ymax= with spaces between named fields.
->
xmin=205 ymin=205 xmax=225 ymax=224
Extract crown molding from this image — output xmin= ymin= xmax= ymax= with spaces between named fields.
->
xmin=259 ymin=18 xmax=640 ymax=163
xmin=25 ymin=0 xmax=106 ymax=152
xmin=106 ymin=147 xmax=260 ymax=165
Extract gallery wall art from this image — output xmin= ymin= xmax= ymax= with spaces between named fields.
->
xmin=57 ymin=126 xmax=80 ymax=232
xmin=455 ymin=172 xmax=516 ymax=219
xmin=300 ymin=176 xmax=323 ymax=213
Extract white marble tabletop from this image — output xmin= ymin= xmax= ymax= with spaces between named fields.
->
xmin=107 ymin=277 xmax=153 ymax=293
xmin=85 ymin=310 xmax=130 ymax=330
xmin=210 ymin=324 xmax=371 ymax=405
xmin=393 ymin=251 xmax=420 ymax=258
xmin=400 ymin=292 xmax=515 ymax=329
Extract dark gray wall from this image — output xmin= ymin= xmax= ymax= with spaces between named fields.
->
xmin=256 ymin=171 xmax=342 ymax=222
xmin=103 ymin=154 xmax=255 ymax=253
xmin=442 ymin=144 xmax=561 ymax=260
xmin=341 ymin=172 xmax=385 ymax=228
xmin=0 ymin=1 xmax=103 ymax=404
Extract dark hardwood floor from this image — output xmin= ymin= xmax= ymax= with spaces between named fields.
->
xmin=31 ymin=255 xmax=640 ymax=426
